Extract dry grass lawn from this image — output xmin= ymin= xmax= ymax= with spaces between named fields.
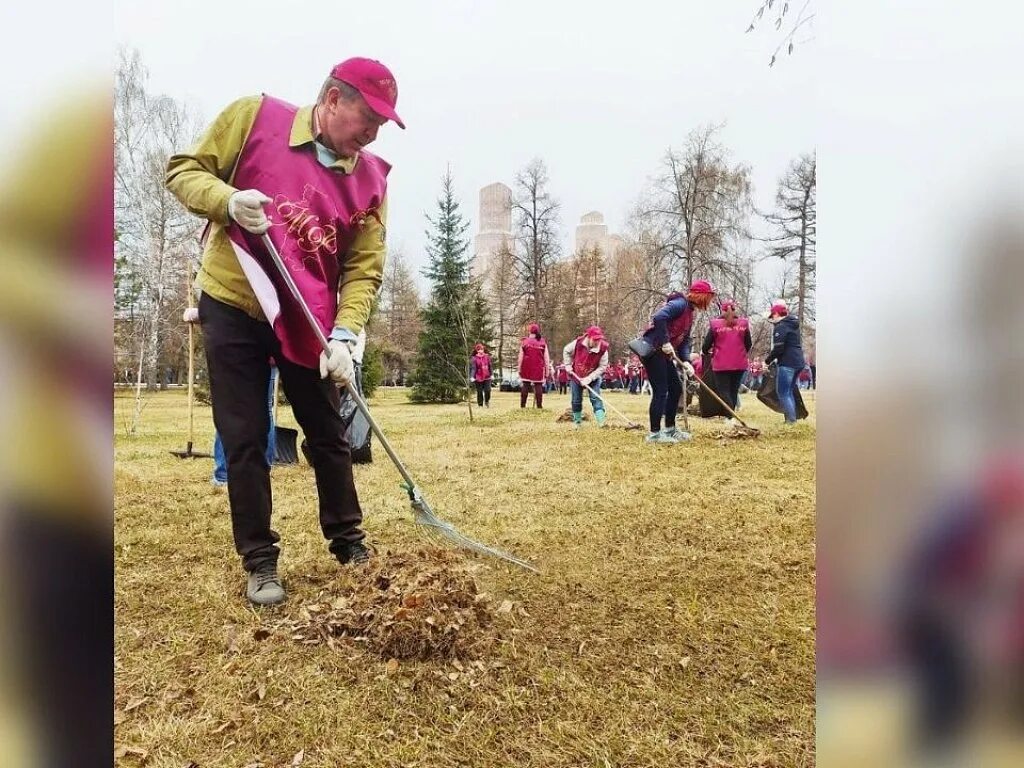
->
xmin=115 ymin=386 xmax=815 ymax=768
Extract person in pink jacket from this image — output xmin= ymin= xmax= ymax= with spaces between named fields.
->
xmin=517 ymin=322 xmax=552 ymax=408
xmin=701 ymin=299 xmax=753 ymax=411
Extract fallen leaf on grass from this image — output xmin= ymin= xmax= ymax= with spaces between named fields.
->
xmin=114 ymin=744 xmax=149 ymax=761
xmin=124 ymin=697 xmax=148 ymax=712
xmin=291 ymin=749 xmax=305 ymax=766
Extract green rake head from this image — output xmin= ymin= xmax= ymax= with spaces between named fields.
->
xmin=403 ymin=484 xmax=539 ymax=574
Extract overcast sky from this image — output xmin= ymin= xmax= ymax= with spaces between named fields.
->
xmin=114 ymin=0 xmax=812 ymax=294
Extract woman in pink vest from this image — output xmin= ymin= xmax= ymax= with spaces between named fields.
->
xmin=517 ymin=322 xmax=552 ymax=408
xmin=469 ymin=343 xmax=492 ymax=408
xmin=638 ymin=279 xmax=716 ymax=443
xmin=701 ymin=299 xmax=752 ymax=411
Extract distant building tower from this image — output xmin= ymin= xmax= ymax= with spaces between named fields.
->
xmin=575 ymin=211 xmax=624 ymax=259
xmin=473 ymin=182 xmax=513 ymax=278
xmin=575 ymin=211 xmax=608 ymax=255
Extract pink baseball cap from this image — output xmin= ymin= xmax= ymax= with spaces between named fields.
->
xmin=770 ymin=303 xmax=789 ymax=316
xmin=528 ymin=323 xmax=540 ymax=334
xmin=585 ymin=325 xmax=605 ymax=340
xmin=331 ymin=57 xmax=405 ymax=129
xmin=720 ymin=299 xmax=737 ymax=312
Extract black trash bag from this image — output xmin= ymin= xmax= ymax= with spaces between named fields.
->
xmin=340 ymin=362 xmax=372 ymax=464
xmin=301 ymin=362 xmax=374 ymax=465
xmin=756 ymin=364 xmax=809 ymax=420
xmin=695 ymin=352 xmax=732 ymax=418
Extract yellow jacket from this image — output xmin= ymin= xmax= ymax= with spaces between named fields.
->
xmin=165 ymin=95 xmax=387 ymax=336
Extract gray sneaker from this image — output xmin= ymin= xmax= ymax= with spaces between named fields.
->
xmin=662 ymin=427 xmax=692 ymax=442
xmin=246 ymin=565 xmax=285 ymax=606
xmin=645 ymin=430 xmax=676 ymax=444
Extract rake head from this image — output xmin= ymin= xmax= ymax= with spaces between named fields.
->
xmin=407 ymin=488 xmax=539 ymax=574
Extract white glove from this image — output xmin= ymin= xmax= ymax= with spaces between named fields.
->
xmin=680 ymin=361 xmax=695 ymax=376
xmin=319 ymin=339 xmax=354 ymax=385
xmin=661 ymin=343 xmax=675 ymax=355
xmin=182 ymin=307 xmax=199 ymax=323
xmin=227 ymin=189 xmax=272 ymax=234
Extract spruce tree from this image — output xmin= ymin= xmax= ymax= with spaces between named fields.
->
xmin=410 ymin=170 xmax=474 ymax=403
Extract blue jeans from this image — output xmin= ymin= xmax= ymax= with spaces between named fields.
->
xmin=213 ymin=367 xmax=277 ymax=482
xmin=776 ymin=365 xmax=799 ymax=423
xmin=570 ymin=378 xmax=603 ymax=415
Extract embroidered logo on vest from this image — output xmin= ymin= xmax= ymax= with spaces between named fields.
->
xmin=269 ymin=184 xmax=339 ymax=261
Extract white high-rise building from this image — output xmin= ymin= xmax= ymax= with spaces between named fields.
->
xmin=473 ymin=182 xmax=513 ymax=278
xmin=574 ymin=211 xmax=624 ymax=259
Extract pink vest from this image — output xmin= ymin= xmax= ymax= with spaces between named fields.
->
xmin=644 ymin=292 xmax=694 ymax=348
xmin=571 ymin=337 xmax=608 ymax=377
xmin=519 ymin=336 xmax=548 ymax=381
xmin=709 ymin=317 xmax=749 ymax=372
xmin=225 ymin=96 xmax=390 ymax=368
xmin=472 ymin=353 xmax=491 ymax=382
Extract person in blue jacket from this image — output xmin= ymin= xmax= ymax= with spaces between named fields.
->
xmin=764 ymin=302 xmax=806 ymax=424
xmin=638 ymin=279 xmax=716 ymax=443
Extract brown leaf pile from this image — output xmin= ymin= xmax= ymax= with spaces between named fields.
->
xmin=555 ymin=409 xmax=590 ymax=422
xmin=274 ymin=549 xmax=502 ymax=661
xmin=709 ymin=425 xmax=761 ymax=439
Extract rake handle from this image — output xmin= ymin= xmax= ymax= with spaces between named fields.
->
xmin=259 ymin=234 xmax=418 ymax=495
xmin=569 ymin=371 xmax=641 ymax=428
xmin=670 ymin=351 xmax=751 ymax=429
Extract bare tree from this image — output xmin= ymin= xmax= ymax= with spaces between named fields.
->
xmin=745 ymin=0 xmax=816 ymax=66
xmin=510 ymin=158 xmax=562 ymax=333
xmin=761 ymin=151 xmax=816 ymax=323
xmin=115 ymin=47 xmax=204 ymax=403
xmin=644 ymin=124 xmax=754 ymax=292
xmin=487 ymin=241 xmax=523 ymax=375
xmin=370 ymin=248 xmax=422 ymax=384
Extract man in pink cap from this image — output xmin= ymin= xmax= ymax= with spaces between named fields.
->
xmin=165 ymin=57 xmax=404 ymax=606
xmin=562 ymin=325 xmax=610 ymax=428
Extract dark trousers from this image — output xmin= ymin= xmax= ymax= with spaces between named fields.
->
xmin=641 ymin=352 xmax=682 ymax=432
xmin=5 ymin=509 xmax=111 ymax=768
xmin=474 ymin=379 xmax=491 ymax=406
xmin=520 ymin=381 xmax=543 ymax=408
xmin=199 ymin=293 xmax=363 ymax=571
xmin=558 ymin=381 xmax=567 ymax=395
xmin=716 ymin=370 xmax=745 ymax=410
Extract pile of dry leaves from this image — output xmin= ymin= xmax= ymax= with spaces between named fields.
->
xmin=273 ymin=548 xmax=503 ymax=661
xmin=709 ymin=424 xmax=761 ymax=439
xmin=555 ymin=409 xmax=590 ymax=422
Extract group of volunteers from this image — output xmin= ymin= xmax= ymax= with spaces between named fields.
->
xmin=468 ymin=278 xmax=806 ymax=444
xmin=165 ymin=53 xmax=808 ymax=609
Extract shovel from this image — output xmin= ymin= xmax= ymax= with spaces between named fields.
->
xmin=258 ymin=234 xmax=538 ymax=573
xmin=569 ymin=372 xmax=642 ymax=429
xmin=670 ymin=351 xmax=760 ymax=436
xmin=171 ymin=269 xmax=213 ymax=459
